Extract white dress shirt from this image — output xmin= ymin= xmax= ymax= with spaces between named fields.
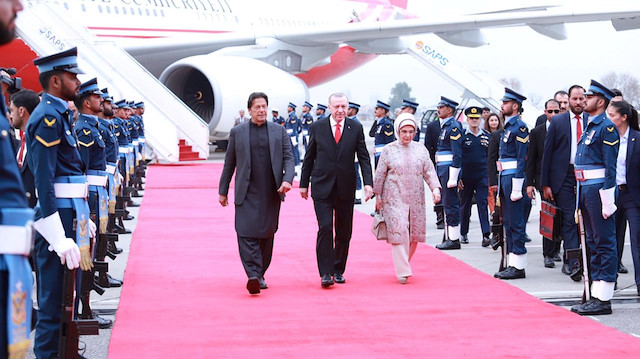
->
xmin=569 ymin=110 xmax=583 ymax=165
xmin=616 ymin=127 xmax=629 ymax=185
xmin=330 ymin=116 xmax=344 ymax=138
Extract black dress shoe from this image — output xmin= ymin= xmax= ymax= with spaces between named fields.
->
xmin=107 ymin=274 xmax=123 ymax=287
xmin=124 ymin=214 xmax=135 ymax=220
xmin=93 ymin=312 xmax=113 ymax=329
xmin=259 ymin=277 xmax=268 ymax=290
xmin=436 ymin=239 xmax=461 ymax=250
xmin=321 ymin=274 xmax=334 ymax=288
xmin=333 ymin=273 xmax=345 ymax=284
xmin=436 ymin=222 xmax=445 ymax=230
xmin=494 ymin=266 xmax=525 ymax=280
xmin=490 ymin=235 xmax=502 ymax=251
xmin=524 ymin=234 xmax=532 ymax=242
xmin=127 ymin=201 xmax=140 ymax=207
xmin=481 ymin=234 xmax=491 ymax=247
xmin=552 ymin=253 xmax=562 ymax=262
xmin=637 ymin=285 xmax=640 ymax=296
xmin=246 ymin=277 xmax=260 ymax=294
xmin=618 ymin=263 xmax=629 ymax=274
xmin=460 ymin=235 xmax=469 ymax=244
xmin=569 ymin=266 xmax=582 ymax=282
xmin=570 ymin=298 xmax=612 ymax=316
xmin=562 ymin=263 xmax=571 ymax=275
xmin=544 ymin=256 xmax=555 ymax=268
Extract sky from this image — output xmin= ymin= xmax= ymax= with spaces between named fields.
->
xmin=308 ymin=0 xmax=640 ymax=120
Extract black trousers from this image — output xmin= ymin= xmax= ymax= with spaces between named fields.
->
xmin=237 ymin=235 xmax=273 ymax=279
xmin=542 ymin=237 xmax=561 ymax=258
xmin=313 ymin=188 xmax=354 ymax=276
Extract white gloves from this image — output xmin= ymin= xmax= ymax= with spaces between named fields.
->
xmin=510 ymin=178 xmax=524 ymax=201
xmin=600 ymin=187 xmax=617 ymax=219
xmin=89 ymin=219 xmax=97 ymax=239
xmin=33 ymin=212 xmax=81 ymax=270
xmin=447 ymin=167 xmax=460 ymax=188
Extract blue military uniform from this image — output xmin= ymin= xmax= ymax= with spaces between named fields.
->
xmin=113 ymin=100 xmax=133 ymax=182
xmin=272 ymin=108 xmax=284 ymax=125
xmin=495 ymin=88 xmax=529 ymax=279
xmin=316 ymin=103 xmax=328 ymax=120
xmin=571 ymin=80 xmax=619 ymax=315
xmin=372 ymin=100 xmax=395 ymax=167
xmin=401 ymin=99 xmax=421 ymax=142
xmin=98 ymin=91 xmax=120 ymax=216
xmin=459 ymin=107 xmax=491 ymax=243
xmin=285 ymin=103 xmax=301 ymax=165
xmin=301 ymin=101 xmax=314 ymax=149
xmin=26 ymin=48 xmax=91 ymax=358
xmin=434 ymin=96 xmax=463 ymax=250
xmin=1 ymin=91 xmax=35 ymax=359
xmin=349 ymin=102 xmax=363 ymax=201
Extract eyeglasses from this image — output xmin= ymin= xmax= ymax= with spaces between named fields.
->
xmin=546 ymin=109 xmax=560 ymax=114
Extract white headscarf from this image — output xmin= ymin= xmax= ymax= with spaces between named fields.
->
xmin=394 ymin=112 xmax=417 ymax=137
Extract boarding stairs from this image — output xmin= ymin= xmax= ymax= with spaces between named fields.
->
xmin=15 ymin=1 xmax=208 ymax=162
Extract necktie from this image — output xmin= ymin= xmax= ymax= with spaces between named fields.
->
xmin=575 ymin=115 xmax=582 ymax=143
xmin=17 ymin=132 xmax=25 ymax=169
xmin=335 ymin=122 xmax=342 ymax=143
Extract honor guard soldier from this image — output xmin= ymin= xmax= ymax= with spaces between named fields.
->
xmin=348 ymin=102 xmax=364 ymax=204
xmin=570 ymin=80 xmax=619 ymax=316
xmin=459 ymin=107 xmax=491 ymax=245
xmin=112 ymin=100 xmax=135 ymax=233
xmin=272 ymin=108 xmax=285 ymax=125
xmin=434 ymin=96 xmax=463 ymax=250
xmin=27 ymin=47 xmax=93 ymax=358
xmin=494 ymin=88 xmax=529 ymax=279
xmin=301 ymin=101 xmax=314 ymax=150
xmin=425 ymin=100 xmax=445 ymax=230
xmin=400 ymin=99 xmax=421 ymax=142
xmin=316 ymin=103 xmax=328 ymax=120
xmin=286 ymin=102 xmax=301 ymax=166
xmin=369 ymin=100 xmax=394 ymax=167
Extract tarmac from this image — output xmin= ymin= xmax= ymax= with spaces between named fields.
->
xmin=26 ymin=119 xmax=640 ymax=358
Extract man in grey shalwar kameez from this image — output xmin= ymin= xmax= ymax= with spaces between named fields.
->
xmin=219 ymin=92 xmax=295 ymax=294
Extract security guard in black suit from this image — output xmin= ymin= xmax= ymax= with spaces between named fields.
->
xmin=459 ymin=107 xmax=491 ymax=245
xmin=570 ymin=80 xmax=619 ymax=316
xmin=26 ymin=47 xmax=89 ymax=359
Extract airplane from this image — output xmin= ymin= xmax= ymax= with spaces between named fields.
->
xmin=3 ymin=0 xmax=640 ymax=142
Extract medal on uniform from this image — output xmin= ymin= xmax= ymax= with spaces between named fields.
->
xmin=503 ymin=130 xmax=511 ymax=143
xmin=585 ymin=130 xmax=596 ymax=145
xmin=440 ymin=129 xmax=446 ymax=140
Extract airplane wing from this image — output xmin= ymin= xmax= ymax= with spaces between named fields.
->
xmin=124 ymin=4 xmax=640 ymax=74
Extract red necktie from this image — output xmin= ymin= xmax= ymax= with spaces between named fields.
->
xmin=335 ymin=122 xmax=342 ymax=143
xmin=575 ymin=115 xmax=582 ymax=143
xmin=17 ymin=132 xmax=25 ymax=169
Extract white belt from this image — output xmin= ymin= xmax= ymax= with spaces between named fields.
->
xmin=497 ymin=161 xmax=517 ymax=171
xmin=119 ymin=147 xmax=128 ymax=154
xmin=106 ymin=164 xmax=117 ymax=175
xmin=286 ymin=129 xmax=293 ymax=134
xmin=54 ymin=182 xmax=88 ymax=198
xmin=435 ymin=154 xmax=453 ymax=163
xmin=0 ymin=224 xmax=33 ymax=256
xmin=87 ymin=174 xmax=108 ymax=187
xmin=132 ymin=140 xmax=139 ymax=146
xmin=128 ymin=147 xmax=133 ymax=153
xmin=580 ymin=168 xmax=606 ymax=180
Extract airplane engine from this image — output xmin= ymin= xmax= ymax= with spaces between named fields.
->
xmin=159 ymin=55 xmax=309 ymax=139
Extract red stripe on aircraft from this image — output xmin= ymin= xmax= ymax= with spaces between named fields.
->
xmin=296 ymin=46 xmax=377 ymax=88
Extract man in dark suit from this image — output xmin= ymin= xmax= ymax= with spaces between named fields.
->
xmin=527 ymin=99 xmax=560 ymax=268
xmin=8 ymin=90 xmax=40 ymax=208
xmin=300 ymin=93 xmax=373 ymax=288
xmin=540 ymin=85 xmax=587 ymax=281
xmin=219 ymin=92 xmax=295 ymax=295
xmin=424 ymin=113 xmax=445 ymax=229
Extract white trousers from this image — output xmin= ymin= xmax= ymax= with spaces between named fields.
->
xmin=391 ymin=242 xmax=418 ymax=279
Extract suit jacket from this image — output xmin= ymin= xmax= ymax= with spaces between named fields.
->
xmin=424 ymin=119 xmax=440 ymax=165
xmin=526 ymin=123 xmax=546 ymax=191
xmin=13 ymin=133 xmax=37 ymax=208
xmin=534 ymin=113 xmax=547 ymax=128
xmin=540 ymin=111 xmax=587 ymax=194
xmin=218 ymin=121 xmax=295 ymax=205
xmin=487 ymin=129 xmax=503 ymax=187
xmin=234 ymin=116 xmax=249 ymax=127
xmin=300 ymin=116 xmax=373 ymax=200
xmin=624 ymin=128 xmax=640 ymax=207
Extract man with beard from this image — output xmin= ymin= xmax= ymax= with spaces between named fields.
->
xmin=494 ymin=88 xmax=529 ymax=280
xmin=540 ymin=85 xmax=588 ymax=281
xmin=26 ymin=47 xmax=93 ymax=358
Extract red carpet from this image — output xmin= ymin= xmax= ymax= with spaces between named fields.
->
xmin=109 ymin=162 xmax=640 ymax=358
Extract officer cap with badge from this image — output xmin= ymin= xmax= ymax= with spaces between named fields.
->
xmin=33 ymin=47 xmax=85 ymax=75
xmin=437 ymin=96 xmax=459 ymax=109
xmin=317 ymin=103 xmax=327 ymax=111
xmin=271 ymin=108 xmax=279 ymax=113
xmin=115 ymin=99 xmax=131 ymax=109
xmin=401 ymin=99 xmax=419 ymax=111
xmin=288 ymin=102 xmax=297 ymax=109
xmin=135 ymin=102 xmax=145 ymax=108
xmin=500 ymin=87 xmax=527 ymax=104
xmin=464 ymin=106 xmax=482 ymax=119
xmin=348 ymin=102 xmax=360 ymax=110
xmin=585 ymin=79 xmax=615 ymax=100
xmin=303 ymin=101 xmax=313 ymax=109
xmin=375 ymin=100 xmax=390 ymax=112
xmin=100 ymin=88 xmax=113 ymax=103
xmin=77 ymin=78 xmax=103 ymax=98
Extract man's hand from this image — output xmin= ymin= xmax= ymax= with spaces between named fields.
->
xmin=277 ymin=181 xmax=292 ymax=194
xmin=300 ymin=188 xmax=309 ymax=200
xmin=218 ymin=195 xmax=228 ymax=207
xmin=542 ymin=186 xmax=554 ymax=202
xmin=526 ymin=186 xmax=536 ymax=200
xmin=364 ymin=185 xmax=373 ymax=201
xmin=458 ymin=179 xmax=464 ymax=191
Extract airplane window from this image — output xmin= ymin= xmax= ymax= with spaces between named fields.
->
xmin=286 ymin=56 xmax=291 ymax=68
xmin=122 ymin=7 xmax=127 ymax=15
xmin=153 ymin=9 xmax=157 ymax=16
xmin=274 ymin=59 xmax=279 ymax=67
xmin=138 ymin=8 xmax=143 ymax=16
xmin=146 ymin=8 xmax=150 ymax=16
xmin=114 ymin=6 xmax=119 ymax=14
xmin=106 ymin=6 xmax=110 ymax=14
xmin=161 ymin=9 xmax=165 ymax=17
xmin=63 ymin=2 xmax=69 ymax=10
xmin=80 ymin=4 xmax=85 ymax=12
xmin=130 ymin=7 xmax=134 ymax=15
xmin=97 ymin=5 xmax=102 ymax=13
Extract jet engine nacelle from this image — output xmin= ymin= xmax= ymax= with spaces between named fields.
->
xmin=160 ymin=55 xmax=309 ymax=139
